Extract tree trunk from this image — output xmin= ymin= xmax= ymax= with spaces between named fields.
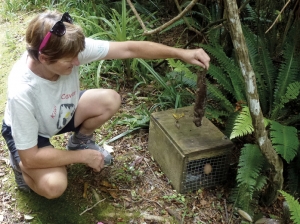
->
xmin=224 ymin=0 xmax=283 ymax=205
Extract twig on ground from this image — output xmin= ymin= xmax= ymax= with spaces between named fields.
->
xmin=79 ymin=198 xmax=106 ymax=216
xmin=143 ymin=198 xmax=163 ymax=208
xmin=224 ymin=199 xmax=229 ymax=222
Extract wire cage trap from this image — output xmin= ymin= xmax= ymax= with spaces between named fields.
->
xmin=183 ymin=153 xmax=230 ymax=193
xmin=148 ymin=106 xmax=233 ymax=193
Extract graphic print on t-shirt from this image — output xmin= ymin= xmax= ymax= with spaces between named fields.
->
xmin=57 ymin=104 xmax=75 ymax=129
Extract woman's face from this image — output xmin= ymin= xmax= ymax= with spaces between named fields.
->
xmin=46 ymin=55 xmax=80 ymax=75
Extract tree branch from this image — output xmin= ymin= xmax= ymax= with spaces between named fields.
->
xmin=265 ymin=0 xmax=291 ymax=33
xmin=174 ymin=0 xmax=202 ymax=36
xmin=127 ymin=0 xmax=199 ymax=35
xmin=126 ymin=0 xmax=147 ymax=31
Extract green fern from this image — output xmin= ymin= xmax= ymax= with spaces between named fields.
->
xmin=207 ymin=64 xmax=235 ymax=94
xmin=159 ymin=18 xmax=186 ymax=34
xmin=279 ymin=190 xmax=300 ymax=224
xmin=230 ymin=144 xmax=267 ymax=213
xmin=269 ymin=120 xmax=299 ymax=163
xmin=272 ymin=24 xmax=300 ymax=119
xmin=201 ymin=44 xmax=246 ymax=102
xmin=254 ymin=175 xmax=267 ymax=191
xmin=206 ymin=81 xmax=234 ymax=113
xmin=167 ymin=59 xmax=196 ymax=82
xmin=272 ymin=81 xmax=300 ymax=121
xmin=237 ymin=144 xmax=266 ymax=194
xmin=205 ymin=106 xmax=229 ymax=124
xmin=230 ymin=106 xmax=253 ymax=139
xmin=285 ymin=113 xmax=300 ymax=126
xmin=194 ymin=3 xmax=212 ymax=23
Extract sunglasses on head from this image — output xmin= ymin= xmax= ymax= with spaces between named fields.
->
xmin=38 ymin=12 xmax=73 ymax=52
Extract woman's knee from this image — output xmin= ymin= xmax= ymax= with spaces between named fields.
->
xmin=42 ymin=175 xmax=68 ymax=199
xmin=101 ymin=89 xmax=121 ymax=111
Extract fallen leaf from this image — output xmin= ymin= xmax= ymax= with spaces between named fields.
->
xmin=24 ymin=214 xmax=34 ymax=220
xmin=100 ymin=180 xmax=114 ymax=188
xmin=200 ymin=200 xmax=207 ymax=206
xmin=103 ymin=143 xmax=114 ymax=153
xmin=238 ymin=209 xmax=253 ymax=222
xmin=172 ymin=113 xmax=185 ymax=120
xmin=83 ymin=182 xmax=88 ymax=198
xmin=108 ymin=190 xmax=118 ymax=199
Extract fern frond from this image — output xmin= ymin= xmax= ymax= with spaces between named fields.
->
xmin=201 ymin=44 xmax=246 ymax=101
xmin=284 ymin=113 xmax=300 ymax=126
xmin=208 ymin=64 xmax=234 ymax=94
xmin=237 ymin=144 xmax=265 ymax=196
xmin=206 ymin=26 xmax=222 ymax=47
xmin=205 ymin=106 xmax=229 ymax=124
xmin=282 ymin=82 xmax=300 ymax=103
xmin=206 ymin=81 xmax=234 ymax=113
xmin=168 ymin=59 xmax=195 ymax=80
xmin=194 ymin=3 xmax=212 ymax=22
xmin=159 ymin=19 xmax=186 ymax=34
xmin=257 ymin=36 xmax=277 ymax=114
xmin=230 ymin=106 xmax=253 ymax=139
xmin=242 ymin=3 xmax=258 ymax=23
xmin=272 ymin=82 xmax=300 ymax=119
xmin=167 ymin=59 xmax=198 ymax=89
xmin=269 ymin=120 xmax=299 ymax=163
xmin=279 ymin=190 xmax=300 ymax=224
xmin=273 ymin=25 xmax=300 ymax=117
xmin=254 ymin=175 xmax=267 ymax=191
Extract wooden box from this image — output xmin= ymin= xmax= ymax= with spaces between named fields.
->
xmin=148 ymin=106 xmax=233 ymax=193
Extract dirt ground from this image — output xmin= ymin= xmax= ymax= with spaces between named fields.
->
xmin=0 ymin=11 xmax=286 ymax=224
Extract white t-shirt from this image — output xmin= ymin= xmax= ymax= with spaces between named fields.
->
xmin=4 ymin=38 xmax=109 ymax=150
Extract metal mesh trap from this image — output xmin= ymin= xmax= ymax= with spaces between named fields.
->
xmin=182 ymin=153 xmax=230 ymax=193
xmin=148 ymin=106 xmax=233 ymax=193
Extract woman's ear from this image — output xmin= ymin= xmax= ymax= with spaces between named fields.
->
xmin=38 ymin=53 xmax=49 ymax=64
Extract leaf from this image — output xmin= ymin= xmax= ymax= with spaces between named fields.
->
xmin=238 ymin=209 xmax=253 ymax=222
xmin=103 ymin=143 xmax=114 ymax=153
xmin=172 ymin=113 xmax=185 ymax=120
xmin=99 ymin=180 xmax=114 ymax=188
xmin=230 ymin=106 xmax=254 ymax=139
xmin=270 ymin=120 xmax=299 ymax=163
xmin=24 ymin=215 xmax=34 ymax=220
xmin=237 ymin=144 xmax=266 ymax=198
xmin=83 ymin=182 xmax=88 ymax=199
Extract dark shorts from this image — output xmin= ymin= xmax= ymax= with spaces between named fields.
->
xmin=1 ymin=90 xmax=86 ymax=163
